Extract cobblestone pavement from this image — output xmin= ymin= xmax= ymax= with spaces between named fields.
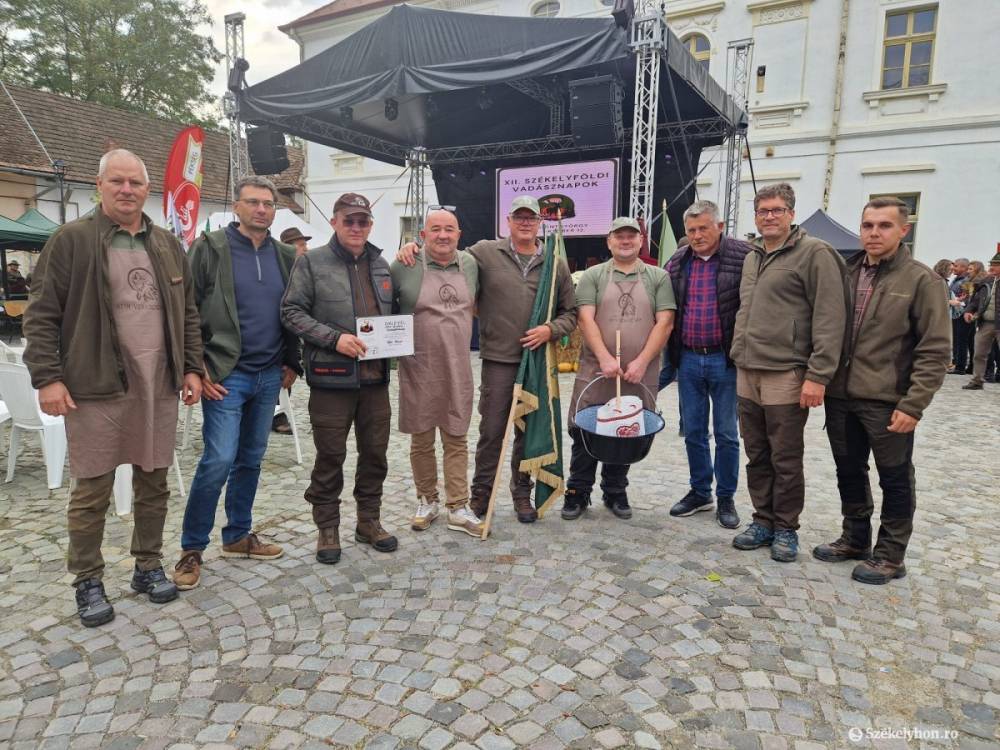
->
xmin=1 ymin=359 xmax=998 ymax=750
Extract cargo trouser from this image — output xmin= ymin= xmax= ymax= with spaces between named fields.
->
xmin=410 ymin=427 xmax=469 ymax=510
xmin=67 ymin=467 xmax=170 ymax=584
xmin=736 ymin=368 xmax=810 ymax=531
xmin=968 ymin=321 xmax=997 ymax=385
xmin=824 ymin=397 xmax=916 ymax=564
xmin=305 ymin=385 xmax=390 ymax=529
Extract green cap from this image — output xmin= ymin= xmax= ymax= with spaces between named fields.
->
xmin=990 ymin=252 xmax=1000 ymax=265
xmin=509 ymin=195 xmax=540 ymax=215
xmin=609 ymin=216 xmax=641 ymax=233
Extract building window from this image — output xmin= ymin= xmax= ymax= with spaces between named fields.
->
xmin=531 ymin=1 xmax=560 ymax=18
xmin=882 ymin=7 xmax=936 ymax=90
xmin=870 ymin=192 xmax=920 ymax=251
xmin=682 ymin=33 xmax=711 ymax=73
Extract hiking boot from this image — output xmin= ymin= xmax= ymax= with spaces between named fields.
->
xmin=770 ymin=529 xmax=799 ymax=562
xmin=355 ymin=519 xmax=398 ymax=552
xmin=812 ymin=537 xmax=870 ymax=563
xmin=316 ymin=526 xmax=341 ymax=565
xmin=604 ymin=494 xmax=632 ymax=520
xmin=513 ymin=495 xmax=538 ymax=524
xmin=75 ymin=578 xmax=114 ymax=628
xmin=732 ymin=522 xmax=774 ymax=550
xmin=272 ymin=413 xmax=292 ymax=434
xmin=962 ymin=381 xmax=984 ymax=390
xmin=715 ymin=496 xmax=740 ymax=529
xmin=670 ymin=489 xmax=714 ymax=517
xmin=447 ymin=505 xmax=484 ymax=537
xmin=221 ymin=532 xmax=284 ymax=560
xmin=172 ymin=551 xmax=203 ymax=590
xmin=852 ymin=558 xmax=907 ymax=585
xmin=560 ymin=488 xmax=591 ymax=520
xmin=411 ymin=500 xmax=439 ymax=531
xmin=131 ymin=565 xmax=178 ymax=603
xmin=470 ymin=496 xmax=488 ymax=518
xmin=985 ymin=374 xmax=997 ymax=383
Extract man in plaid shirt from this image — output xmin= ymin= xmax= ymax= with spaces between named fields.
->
xmin=664 ymin=201 xmax=752 ymax=528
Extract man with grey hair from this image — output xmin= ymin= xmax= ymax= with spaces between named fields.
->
xmin=172 ymin=175 xmax=302 ymax=591
xmin=948 ymin=257 xmax=973 ymax=374
xmin=664 ymin=200 xmax=751 ymax=528
xmin=24 ymin=148 xmax=203 ymax=626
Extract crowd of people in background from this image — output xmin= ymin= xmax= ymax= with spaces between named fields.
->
xmin=939 ymin=256 xmax=1000 ymax=388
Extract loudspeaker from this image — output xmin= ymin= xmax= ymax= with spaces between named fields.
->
xmin=569 ymin=76 xmax=624 ymax=147
xmin=247 ymin=127 xmax=289 ymax=174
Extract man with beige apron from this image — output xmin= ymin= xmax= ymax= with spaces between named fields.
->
xmin=562 ymin=217 xmax=676 ymax=520
xmin=391 ymin=208 xmax=483 ymax=536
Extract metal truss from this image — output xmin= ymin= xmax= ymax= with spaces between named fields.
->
xmin=628 ymin=0 xmax=666 ymax=223
xmin=405 ymin=147 xmax=428 ymax=234
xmin=224 ymin=13 xmax=250 ymax=183
xmin=722 ymin=37 xmax=754 ymax=237
xmin=506 ymin=78 xmax=565 ymax=135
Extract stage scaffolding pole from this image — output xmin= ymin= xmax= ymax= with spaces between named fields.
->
xmin=224 ymin=13 xmax=250 ymax=184
xmin=721 ymin=38 xmax=754 ymax=237
xmin=627 ymin=0 xmax=666 ymax=225
xmin=405 ymin=147 xmax=428 ymax=237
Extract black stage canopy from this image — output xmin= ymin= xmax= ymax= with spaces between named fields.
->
xmin=799 ymin=209 xmax=862 ymax=258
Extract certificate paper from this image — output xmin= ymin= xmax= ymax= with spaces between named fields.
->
xmin=357 ymin=315 xmax=414 ymax=360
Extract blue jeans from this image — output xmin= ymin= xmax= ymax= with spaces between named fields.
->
xmin=181 ymin=366 xmax=282 ymax=551
xmin=678 ymin=350 xmax=739 ymax=498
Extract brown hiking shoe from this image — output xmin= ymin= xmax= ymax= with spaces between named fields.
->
xmin=173 ymin=551 xmax=202 ymax=590
xmin=221 ymin=532 xmax=283 ymax=560
xmin=355 ymin=519 xmax=398 ymax=552
xmin=852 ymin=558 xmax=907 ymax=585
xmin=316 ymin=526 xmax=341 ymax=565
xmin=513 ymin=495 xmax=537 ymax=524
xmin=812 ymin=537 xmax=870 ymax=563
xmin=470 ymin=496 xmax=488 ymax=518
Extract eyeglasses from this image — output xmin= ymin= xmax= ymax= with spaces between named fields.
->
xmin=428 ymin=204 xmax=456 ymax=212
xmin=341 ymin=216 xmax=372 ymax=228
xmin=239 ymin=198 xmax=277 ymax=210
xmin=754 ymin=207 xmax=790 ymax=218
xmin=510 ymin=214 xmax=541 ymax=224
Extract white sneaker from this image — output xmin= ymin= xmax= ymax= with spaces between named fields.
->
xmin=447 ymin=505 xmax=484 ymax=537
xmin=411 ymin=501 xmax=439 ymax=530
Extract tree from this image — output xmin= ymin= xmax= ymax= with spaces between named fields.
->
xmin=1 ymin=0 xmax=223 ymax=125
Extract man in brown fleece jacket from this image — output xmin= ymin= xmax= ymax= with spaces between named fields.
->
xmin=397 ymin=196 xmax=577 ymax=524
xmin=729 ymin=183 xmax=847 ymax=563
xmin=813 ymin=197 xmax=950 ymax=585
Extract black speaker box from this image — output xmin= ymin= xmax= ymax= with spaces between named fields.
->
xmin=247 ymin=127 xmax=290 ymax=174
xmin=569 ymin=76 xmax=624 ymax=147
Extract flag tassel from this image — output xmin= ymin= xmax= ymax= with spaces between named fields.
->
xmin=479 ymin=384 xmax=523 ymax=541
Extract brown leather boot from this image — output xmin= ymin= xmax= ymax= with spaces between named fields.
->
xmin=316 ymin=526 xmax=341 ymax=565
xmin=470 ymin=495 xmax=488 ymax=518
xmin=852 ymin=558 xmax=906 ymax=585
xmin=355 ymin=519 xmax=398 ymax=552
xmin=812 ymin=537 xmax=870 ymax=563
xmin=513 ymin=495 xmax=537 ymax=524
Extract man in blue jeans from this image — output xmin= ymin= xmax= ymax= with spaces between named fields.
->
xmin=664 ymin=200 xmax=751 ymax=528
xmin=172 ymin=176 xmax=301 ymax=590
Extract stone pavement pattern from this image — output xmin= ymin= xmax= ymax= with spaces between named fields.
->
xmin=0 ymin=359 xmax=998 ymax=750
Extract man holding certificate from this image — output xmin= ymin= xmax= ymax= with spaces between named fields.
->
xmin=281 ymin=193 xmax=399 ymax=564
xmin=391 ymin=207 xmax=483 ymax=536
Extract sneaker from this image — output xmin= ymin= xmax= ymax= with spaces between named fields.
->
xmin=962 ymin=381 xmax=984 ymax=390
xmin=447 ymin=505 xmax=485 ymax=537
xmin=715 ymin=496 xmax=740 ymax=529
xmin=732 ymin=522 xmax=774 ymax=550
xmin=560 ymin=488 xmax=591 ymax=520
xmin=852 ymin=558 xmax=907 ymax=585
xmin=355 ymin=519 xmax=399 ymax=552
xmin=316 ymin=526 xmax=341 ymax=565
xmin=604 ymin=494 xmax=632 ymax=520
xmin=172 ymin=551 xmax=203 ymax=590
xmin=770 ymin=529 xmax=799 ymax=562
xmin=812 ymin=537 xmax=870 ymax=563
xmin=131 ymin=565 xmax=179 ymax=603
xmin=75 ymin=578 xmax=115 ymax=628
xmin=221 ymin=532 xmax=283 ymax=560
xmin=670 ymin=489 xmax=714 ymax=517
xmin=411 ymin=500 xmax=440 ymax=531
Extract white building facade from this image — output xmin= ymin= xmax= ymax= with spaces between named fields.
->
xmin=279 ymin=0 xmax=1000 ymax=263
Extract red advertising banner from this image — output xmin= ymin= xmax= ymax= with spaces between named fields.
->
xmin=163 ymin=126 xmax=204 ymax=250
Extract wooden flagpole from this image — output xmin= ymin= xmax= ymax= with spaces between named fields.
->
xmin=479 ymin=384 xmax=522 ymax=540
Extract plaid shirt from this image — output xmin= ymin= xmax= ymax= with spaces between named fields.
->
xmin=682 ymin=253 xmax=723 ymax=348
xmin=851 ymin=261 xmax=879 ymax=344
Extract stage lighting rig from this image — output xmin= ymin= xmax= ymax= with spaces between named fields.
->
xmin=385 ymin=98 xmax=399 ymax=121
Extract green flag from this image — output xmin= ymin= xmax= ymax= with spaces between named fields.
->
xmin=512 ymin=226 xmax=565 ymax=516
xmin=658 ymin=199 xmax=677 ymax=269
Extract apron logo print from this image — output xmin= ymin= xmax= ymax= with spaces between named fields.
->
xmin=127 ymin=268 xmax=160 ymax=303
xmin=616 ymin=422 xmax=640 ymax=438
xmin=439 ymin=283 xmax=460 ymax=310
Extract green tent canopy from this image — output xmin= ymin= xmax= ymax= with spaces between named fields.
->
xmin=16 ymin=209 xmax=59 ymax=233
xmin=0 ymin=213 xmax=53 ymax=249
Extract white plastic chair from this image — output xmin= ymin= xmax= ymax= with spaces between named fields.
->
xmin=0 ymin=399 xmax=9 ymax=426
xmin=112 ymin=455 xmax=184 ymax=516
xmin=0 ymin=362 xmax=67 ymax=490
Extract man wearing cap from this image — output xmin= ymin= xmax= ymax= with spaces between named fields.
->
xmin=391 ymin=207 xmax=483 ymax=536
xmin=6 ymin=260 xmax=28 ymax=295
xmin=172 ymin=175 xmax=301 ymax=591
xmin=561 ymin=217 xmax=675 ymax=520
xmin=280 ymin=227 xmax=312 ymax=257
xmin=282 ymin=192 xmax=398 ymax=563
xmin=962 ymin=252 xmax=1000 ymax=390
xmin=397 ymin=195 xmax=577 ymax=524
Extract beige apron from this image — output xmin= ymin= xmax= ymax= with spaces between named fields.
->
xmin=398 ymin=252 xmax=475 ymax=435
xmin=570 ymin=263 xmax=658 ymax=428
xmin=65 ymin=246 xmax=178 ymax=478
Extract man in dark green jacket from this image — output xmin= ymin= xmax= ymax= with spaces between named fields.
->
xmin=172 ymin=176 xmax=301 ymax=591
xmin=815 ymin=197 xmax=950 ymax=584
